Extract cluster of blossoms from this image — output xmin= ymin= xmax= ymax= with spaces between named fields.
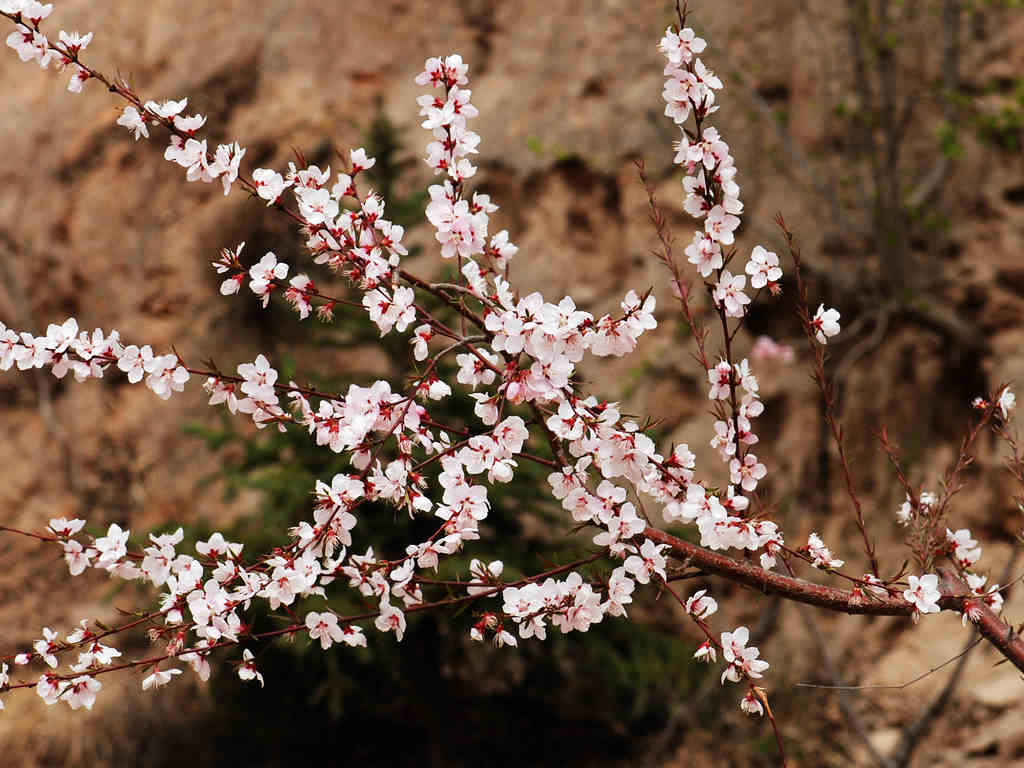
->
xmin=9 ymin=4 xmax=249 ymax=194
xmin=415 ymin=55 xmax=522 ymax=282
xmin=0 ymin=9 xmax=758 ymax=713
xmin=416 ymin=54 xmax=479 ymax=182
xmin=3 ymin=1 xmax=91 ymax=92
xmin=3 ymin=6 xmax=1021 ymax=744
xmin=804 ymin=533 xmax=845 ymax=570
xmin=655 ymin=24 xmax=794 ymax=574
xmin=36 ymin=516 xmax=351 ymax=697
xmin=891 ymin=482 xmax=1007 ymax=619
xmin=681 ymin=591 xmax=770 ymax=713
xmin=209 ymin=144 xmax=417 ymax=333
xmin=111 ymin=89 xmax=247 ymax=194
xmin=896 ymin=490 xmax=939 ymax=526
xmin=0 ymin=317 xmax=188 ymax=399
xmin=973 ymin=388 xmax=1016 ymax=420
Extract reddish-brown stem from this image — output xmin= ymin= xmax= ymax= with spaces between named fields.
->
xmin=0 ymin=552 xmax=608 ymax=694
xmin=716 ymin=297 xmax=745 ymax=467
xmin=645 ymin=525 xmax=1024 ymax=673
xmin=763 ymin=698 xmax=788 ymax=767
xmin=0 ymin=525 xmax=56 ymax=543
xmin=636 ymin=159 xmax=712 ymax=372
xmin=779 ymin=215 xmax=879 ymax=574
xmin=3 ymin=13 xmax=492 ymax=345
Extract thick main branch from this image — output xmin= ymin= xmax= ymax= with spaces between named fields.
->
xmin=645 ymin=527 xmax=1024 ymax=674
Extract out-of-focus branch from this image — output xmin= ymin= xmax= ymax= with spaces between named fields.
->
xmin=799 ymin=608 xmax=895 ymax=768
xmin=908 ymin=0 xmax=961 ymax=209
xmin=691 ymin=15 xmax=860 ymax=240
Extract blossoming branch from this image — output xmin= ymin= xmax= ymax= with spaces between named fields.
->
xmin=1 ymin=2 xmax=1021 ymax=761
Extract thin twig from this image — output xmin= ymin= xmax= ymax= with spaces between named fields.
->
xmin=794 ymin=637 xmax=983 ymax=691
xmin=798 ymin=608 xmax=895 ymax=768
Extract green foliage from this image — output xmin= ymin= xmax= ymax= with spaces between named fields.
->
xmin=936 ymin=120 xmax=963 ymax=159
xmin=974 ymin=103 xmax=1023 ymax=153
xmin=951 ymin=75 xmax=1024 ymax=154
xmin=524 ymin=135 xmax=579 ymax=163
xmin=970 ymin=0 xmax=1024 ymax=8
xmin=361 ymin=111 xmax=430 ymax=231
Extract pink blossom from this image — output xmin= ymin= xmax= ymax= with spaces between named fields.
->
xmin=694 ymin=641 xmax=716 ymax=664
xmin=720 ymin=626 xmax=769 ymax=683
xmin=252 ymin=167 xmax=291 ymax=205
xmin=350 ymin=147 xmax=376 ymax=173
xmin=811 ymin=304 xmax=841 ymax=344
xmin=144 ymin=97 xmax=187 ymax=119
xmin=64 ymin=675 xmax=101 ymax=710
xmin=48 ymin=517 xmax=85 ymax=538
xmin=33 ymin=627 xmax=60 ymax=668
xmin=704 ymin=205 xmax=739 ymax=245
xmin=998 ymin=387 xmax=1015 ymax=419
xmin=685 ymin=589 xmax=718 ymax=620
xmin=707 ymin=360 xmax=733 ymax=400
xmin=36 ymin=674 xmax=63 ymax=706
xmin=62 ymin=540 xmax=94 ymax=576
xmin=659 ymin=26 xmax=706 ymax=67
xmin=116 ymin=344 xmax=153 ymax=384
xmin=249 ymin=252 xmax=288 ymax=307
xmin=375 ymin=600 xmax=407 ymax=641
xmin=806 ymin=532 xmax=844 ymax=570
xmin=745 ymin=245 xmax=782 ymax=291
xmin=623 ymin=539 xmax=669 ymax=585
xmin=750 ymin=335 xmax=794 ymax=363
xmin=94 ymin=523 xmax=129 ymax=569
xmin=730 ymin=453 xmax=767 ymax=492
xmin=238 ymin=649 xmax=264 ymax=687
xmin=946 ymin=528 xmax=981 ymax=568
xmin=712 ymin=270 xmax=750 ymax=318
xmin=903 ymin=574 xmax=941 ymax=616
xmin=141 ymin=667 xmax=182 ymax=690
xmin=684 ymin=231 xmax=723 ymax=277
xmin=740 ymin=690 xmax=764 ymax=717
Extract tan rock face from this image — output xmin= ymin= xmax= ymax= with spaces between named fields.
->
xmin=2 ymin=1 xmax=1023 ymax=765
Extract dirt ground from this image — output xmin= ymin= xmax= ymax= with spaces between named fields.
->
xmin=1 ymin=1 xmax=1023 ymax=766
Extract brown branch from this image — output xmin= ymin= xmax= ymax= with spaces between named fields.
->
xmin=636 ymin=158 xmax=712 ymax=372
xmin=644 ymin=526 xmax=1024 ymax=673
xmin=890 ymin=550 xmax=1019 ymax=767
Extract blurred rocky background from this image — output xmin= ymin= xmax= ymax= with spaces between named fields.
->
xmin=1 ymin=0 xmax=1023 ymax=765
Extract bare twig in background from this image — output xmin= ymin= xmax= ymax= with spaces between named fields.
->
xmin=701 ymin=26 xmax=845 ymax=227
xmin=797 ymin=549 xmax=1020 ymax=768
xmin=796 ymin=636 xmax=983 ymax=693
xmin=820 ymin=306 xmax=892 ymax=520
xmin=890 ymin=551 xmax=1024 ymax=767
xmin=782 ymin=217 xmax=880 ymax=573
xmin=908 ymin=0 xmax=961 ymax=210
xmin=799 ymin=608 xmax=895 ymax=768
xmin=888 ymin=631 xmax=979 ymax=768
